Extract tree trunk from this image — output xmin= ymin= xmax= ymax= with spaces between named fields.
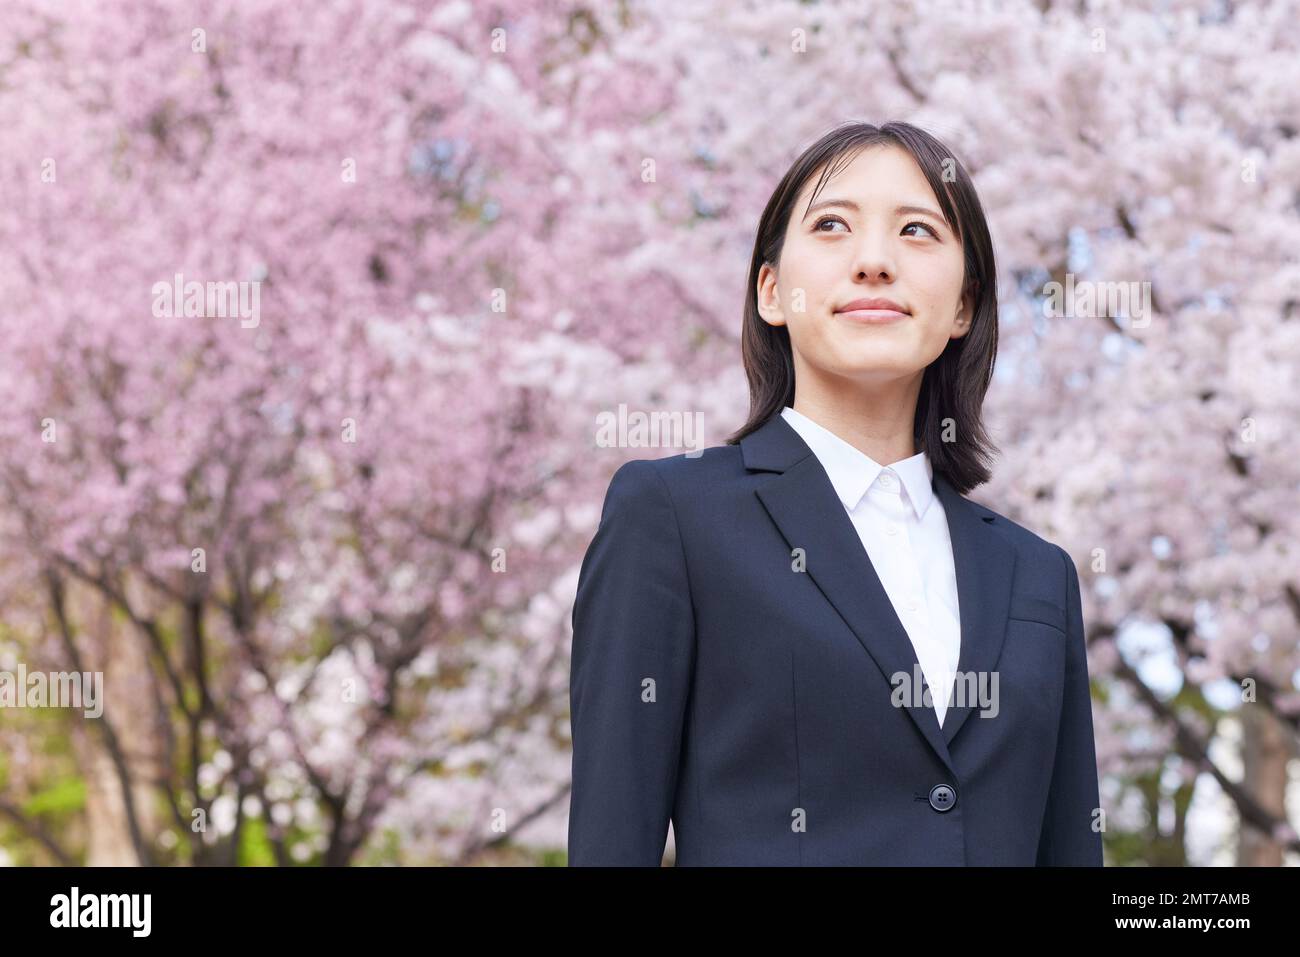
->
xmin=71 ymin=589 xmax=162 ymax=865
xmin=1237 ymin=705 xmax=1295 ymax=866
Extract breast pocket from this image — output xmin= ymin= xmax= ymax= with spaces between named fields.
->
xmin=1006 ymin=594 xmax=1067 ymax=635
xmin=1000 ymin=596 xmax=1068 ymax=730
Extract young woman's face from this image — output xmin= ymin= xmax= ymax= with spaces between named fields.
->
xmin=757 ymin=144 xmax=971 ymax=388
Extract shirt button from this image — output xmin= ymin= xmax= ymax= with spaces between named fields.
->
xmin=906 ymin=599 xmax=919 ymax=612
xmin=879 ymin=474 xmax=894 ymax=488
xmin=887 ymin=524 xmax=899 ymax=536
xmin=929 ymin=784 xmax=957 ymax=812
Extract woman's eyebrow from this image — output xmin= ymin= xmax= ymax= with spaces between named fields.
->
xmin=803 ymin=198 xmax=947 ymax=224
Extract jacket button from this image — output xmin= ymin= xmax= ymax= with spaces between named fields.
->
xmin=928 ymin=784 xmax=956 ymax=812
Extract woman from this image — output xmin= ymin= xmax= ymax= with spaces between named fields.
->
xmin=567 ymin=121 xmax=1103 ymax=866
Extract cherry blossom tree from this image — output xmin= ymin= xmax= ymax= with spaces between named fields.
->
xmin=1 ymin=0 xmax=1296 ymax=866
xmin=0 ymin=0 xmax=609 ymax=864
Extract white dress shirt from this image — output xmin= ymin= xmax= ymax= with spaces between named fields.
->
xmin=780 ymin=406 xmax=962 ymax=727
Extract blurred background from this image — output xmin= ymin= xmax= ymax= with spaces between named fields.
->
xmin=0 ymin=0 xmax=1297 ymax=866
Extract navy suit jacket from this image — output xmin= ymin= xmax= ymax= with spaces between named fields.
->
xmin=567 ymin=411 xmax=1103 ymax=866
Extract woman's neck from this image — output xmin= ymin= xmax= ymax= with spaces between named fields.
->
xmin=789 ymin=379 xmax=922 ymax=466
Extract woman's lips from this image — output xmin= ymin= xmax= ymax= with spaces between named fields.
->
xmin=835 ymin=308 xmax=909 ymax=323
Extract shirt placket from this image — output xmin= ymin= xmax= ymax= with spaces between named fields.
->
xmin=868 ymin=469 xmax=950 ymax=724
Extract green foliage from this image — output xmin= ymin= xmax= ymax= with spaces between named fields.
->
xmin=22 ymin=777 xmax=85 ymax=816
xmin=538 ymin=847 xmax=567 ymax=867
xmin=238 ymin=814 xmax=276 ymax=866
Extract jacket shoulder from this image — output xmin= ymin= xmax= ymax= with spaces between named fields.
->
xmin=609 ymin=443 xmax=745 ymax=489
xmin=961 ymin=494 xmax=1073 ymax=570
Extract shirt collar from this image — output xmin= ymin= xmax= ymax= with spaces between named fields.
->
xmin=780 ymin=406 xmax=934 ymax=519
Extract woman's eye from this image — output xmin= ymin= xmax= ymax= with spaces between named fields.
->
xmin=814 ymin=217 xmax=939 ymax=239
xmin=813 ymin=216 xmax=847 ymax=232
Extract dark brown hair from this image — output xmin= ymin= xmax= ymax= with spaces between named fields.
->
xmin=726 ymin=121 xmax=999 ymax=495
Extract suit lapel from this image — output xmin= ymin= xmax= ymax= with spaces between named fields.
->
xmin=741 ymin=411 xmax=1017 ymax=772
xmin=932 ymin=471 xmax=1017 ymax=746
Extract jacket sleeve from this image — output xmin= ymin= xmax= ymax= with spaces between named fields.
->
xmin=1036 ymin=544 xmax=1104 ymax=866
xmin=567 ymin=459 xmax=697 ymax=866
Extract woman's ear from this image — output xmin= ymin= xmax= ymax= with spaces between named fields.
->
xmin=756 ymin=262 xmax=787 ymax=327
xmin=950 ymin=287 xmax=974 ymax=339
